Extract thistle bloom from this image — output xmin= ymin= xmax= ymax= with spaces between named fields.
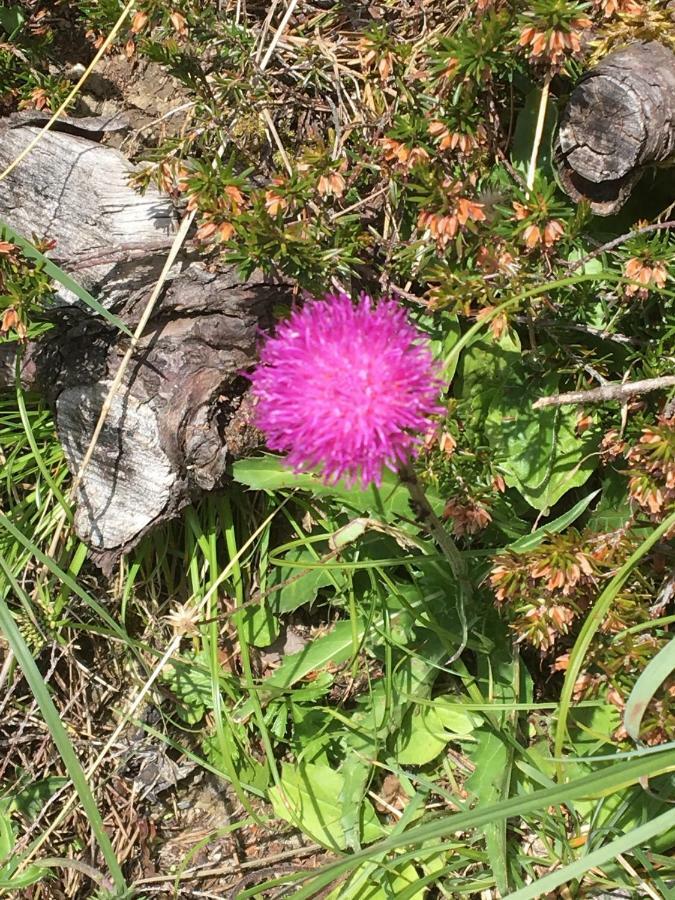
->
xmin=249 ymin=293 xmax=442 ymax=487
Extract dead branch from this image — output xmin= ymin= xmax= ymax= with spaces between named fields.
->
xmin=533 ymin=376 xmax=675 ymax=409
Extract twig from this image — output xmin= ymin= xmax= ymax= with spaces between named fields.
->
xmin=0 ymin=0 xmax=137 ymax=183
xmin=135 ymin=843 xmax=323 ymax=885
xmin=526 ymin=74 xmax=551 ymax=194
xmin=568 ymin=220 xmax=675 ymax=273
xmin=533 ymin=375 xmax=675 ymax=409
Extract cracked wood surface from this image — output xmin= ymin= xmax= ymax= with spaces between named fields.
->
xmin=555 ymin=41 xmax=675 ymax=215
xmin=0 ymin=114 xmax=283 ymax=568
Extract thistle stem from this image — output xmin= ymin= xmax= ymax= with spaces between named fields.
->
xmin=398 ymin=463 xmax=472 ymax=602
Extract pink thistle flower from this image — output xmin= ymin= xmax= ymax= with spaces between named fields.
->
xmin=249 ymin=293 xmax=442 ymax=487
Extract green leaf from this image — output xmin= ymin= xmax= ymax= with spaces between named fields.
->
xmin=340 ymin=752 xmax=372 ymax=851
xmin=291 ymin=747 xmax=675 ymax=899
xmin=506 ymin=490 xmax=599 ymax=554
xmin=511 ymin=87 xmax=558 ymax=177
xmin=269 ymin=546 xmax=336 ymax=614
xmin=327 ymin=861 xmax=426 ymax=900
xmin=161 ymin=652 xmax=213 ymax=725
xmin=269 ymin=762 xmax=385 ymax=850
xmin=457 ymin=333 xmax=523 ymax=425
xmin=0 ymin=220 xmax=132 ymax=336
xmin=395 ymin=700 xmax=477 ymax=766
xmin=624 ymin=634 xmax=675 ymax=741
xmin=587 ymin=470 xmax=632 ymax=533
xmin=0 ymin=804 xmax=43 ymax=890
xmin=202 ymin=730 xmax=270 ymax=794
xmin=486 ymin=377 xmax=598 ymax=512
xmin=11 ymin=777 xmax=68 ymax=823
xmin=233 ymin=455 xmax=437 ymax=521
xmin=0 ymin=7 xmax=25 ymax=36
xmin=234 ymin=619 xmax=359 ymax=722
xmin=240 ymin=599 xmax=280 ymax=647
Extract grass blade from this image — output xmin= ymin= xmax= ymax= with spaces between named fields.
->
xmin=0 ymin=558 xmax=125 ymax=891
xmin=288 ymin=746 xmax=675 ymax=898
xmin=503 ymin=807 xmax=675 ymax=900
xmin=0 ymin=219 xmax=131 ymax=336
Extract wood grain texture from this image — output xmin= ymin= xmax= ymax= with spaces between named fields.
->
xmin=555 ymin=41 xmax=675 ymax=215
xmin=0 ymin=112 xmax=178 ymax=307
xmin=0 ymin=115 xmax=285 ymax=567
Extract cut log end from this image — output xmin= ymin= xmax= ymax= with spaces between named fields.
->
xmin=555 ymin=41 xmax=675 ymax=215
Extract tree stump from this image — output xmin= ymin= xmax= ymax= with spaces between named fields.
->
xmin=0 ymin=114 xmax=285 ymax=569
xmin=555 ymin=41 xmax=675 ymax=215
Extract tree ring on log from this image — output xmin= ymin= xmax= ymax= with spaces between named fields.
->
xmin=555 ymin=41 xmax=675 ymax=215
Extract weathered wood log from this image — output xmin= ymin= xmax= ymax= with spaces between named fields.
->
xmin=0 ymin=111 xmax=179 ymax=307
xmin=0 ymin=114 xmax=284 ymax=568
xmin=555 ymin=41 xmax=675 ymax=215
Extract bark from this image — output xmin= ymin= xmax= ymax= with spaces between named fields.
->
xmin=0 ymin=111 xmax=179 ymax=308
xmin=555 ymin=41 xmax=675 ymax=215
xmin=0 ymin=113 xmax=284 ymax=569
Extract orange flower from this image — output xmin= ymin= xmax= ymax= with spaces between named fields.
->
xmin=476 ymin=306 xmax=508 ymax=341
xmin=629 ymin=475 xmax=664 ymax=515
xmin=265 ymin=187 xmax=287 ymax=216
xmin=600 ymin=428 xmax=626 ymax=461
xmin=624 ymin=257 xmax=668 ymax=297
xmin=519 ymin=19 xmax=590 ymax=66
xmin=443 ymin=498 xmax=492 ymax=536
xmin=439 ymin=431 xmax=457 ymax=456
xmin=131 ymin=10 xmax=149 ymax=33
xmin=523 ymin=224 xmax=542 ymax=248
xmin=512 ymin=201 xmax=529 ymax=221
xmin=576 ymin=412 xmax=593 ymax=433
xmin=1 ymin=307 xmax=19 ymax=333
xmin=492 ymin=474 xmax=506 ymax=493
xmin=380 ymin=138 xmax=429 ymax=171
xmin=597 ymin=0 xmax=643 ymax=16
xmin=170 ymin=11 xmax=188 ymax=37
xmin=224 ymin=184 xmax=244 ymax=213
xmin=317 ymin=171 xmax=346 ymax=198
xmin=456 ymin=197 xmax=486 ymax=225
xmin=429 ymin=121 xmax=484 ymax=154
xmin=217 ymin=221 xmax=235 ymax=241
xmin=542 ymin=219 xmax=564 ymax=246
xmin=195 ymin=221 xmax=218 ymax=242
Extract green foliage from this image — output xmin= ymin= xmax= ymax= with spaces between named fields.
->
xmin=0 ymin=0 xmax=674 ymax=896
